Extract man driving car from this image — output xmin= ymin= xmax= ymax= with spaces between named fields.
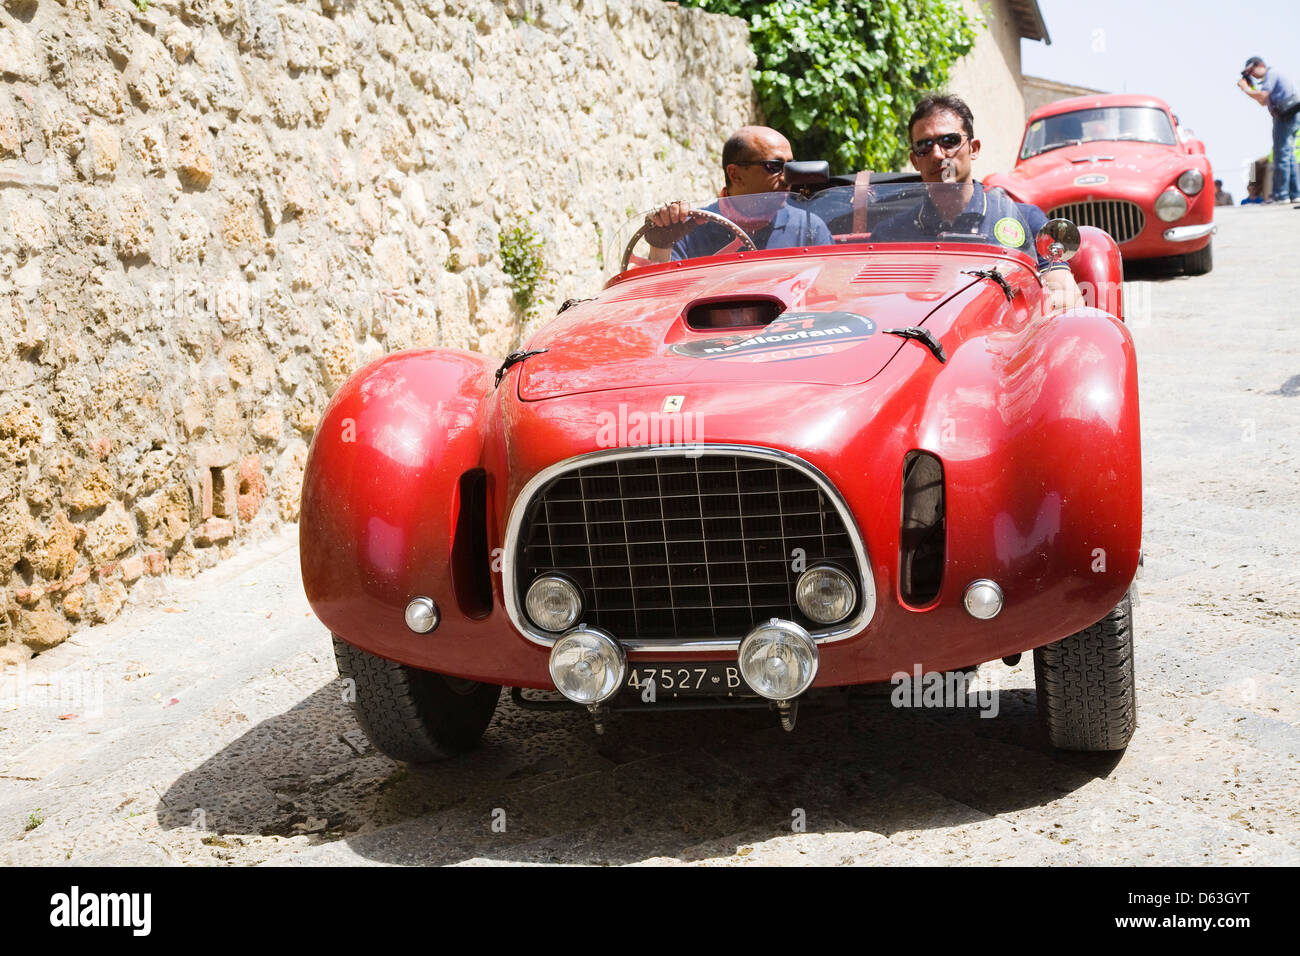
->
xmin=871 ymin=94 xmax=1083 ymax=314
xmin=644 ymin=125 xmax=831 ymax=262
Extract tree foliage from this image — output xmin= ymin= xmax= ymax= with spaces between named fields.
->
xmin=679 ymin=0 xmax=980 ymax=172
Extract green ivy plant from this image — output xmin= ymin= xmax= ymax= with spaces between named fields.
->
xmin=678 ymin=0 xmax=980 ymax=172
xmin=499 ymin=222 xmax=548 ymax=320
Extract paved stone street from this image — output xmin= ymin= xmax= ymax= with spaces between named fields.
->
xmin=2 ymin=205 xmax=1297 ymax=866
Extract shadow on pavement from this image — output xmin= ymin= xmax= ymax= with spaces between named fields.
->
xmin=156 ymin=678 xmax=1123 ymax=865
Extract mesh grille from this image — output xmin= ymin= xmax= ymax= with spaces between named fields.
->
xmin=516 ymin=453 xmax=858 ymax=640
xmin=1048 ymin=200 xmax=1146 ymax=244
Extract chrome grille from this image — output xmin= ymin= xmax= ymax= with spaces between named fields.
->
xmin=514 ymin=452 xmax=860 ymax=641
xmin=1048 ymin=200 xmax=1146 ymax=244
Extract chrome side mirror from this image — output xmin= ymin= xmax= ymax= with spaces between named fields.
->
xmin=1036 ymin=218 xmax=1080 ymax=265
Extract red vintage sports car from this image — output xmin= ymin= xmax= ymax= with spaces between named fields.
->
xmin=985 ymin=93 xmax=1216 ymax=274
xmin=300 ymin=180 xmax=1142 ymax=761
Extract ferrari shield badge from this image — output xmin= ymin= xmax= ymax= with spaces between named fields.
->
xmin=993 ymin=217 xmax=1026 ymax=248
xmin=662 ymin=395 xmax=685 ymax=413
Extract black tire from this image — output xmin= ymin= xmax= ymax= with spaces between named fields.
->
xmin=333 ymin=636 xmax=500 ymax=762
xmin=1182 ymin=239 xmax=1212 ymax=275
xmin=1033 ymin=592 xmax=1136 ymax=751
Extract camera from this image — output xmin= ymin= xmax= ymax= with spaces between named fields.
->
xmin=1242 ymin=68 xmax=1256 ymax=81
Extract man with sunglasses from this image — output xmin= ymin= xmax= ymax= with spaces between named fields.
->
xmin=643 ymin=125 xmax=831 ymax=262
xmin=872 ymin=94 xmax=1081 ymax=313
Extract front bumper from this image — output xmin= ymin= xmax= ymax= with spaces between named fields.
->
xmin=1163 ymin=222 xmax=1218 ymax=242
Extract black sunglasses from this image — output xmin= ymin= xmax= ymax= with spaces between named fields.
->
xmin=733 ymin=159 xmax=787 ymax=174
xmin=910 ymin=132 xmax=966 ymax=156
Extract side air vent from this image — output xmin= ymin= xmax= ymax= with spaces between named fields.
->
xmin=900 ymin=451 xmax=945 ymax=607
xmin=451 ymin=469 xmax=493 ymax=619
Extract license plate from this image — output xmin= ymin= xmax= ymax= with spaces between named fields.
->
xmin=624 ymin=663 xmax=752 ymax=699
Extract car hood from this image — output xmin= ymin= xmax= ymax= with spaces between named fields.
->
xmin=998 ymin=141 xmax=1190 ymax=197
xmin=517 ymin=252 xmax=986 ymax=401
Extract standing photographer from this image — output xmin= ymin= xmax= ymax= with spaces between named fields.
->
xmin=1239 ymin=56 xmax=1300 ymax=204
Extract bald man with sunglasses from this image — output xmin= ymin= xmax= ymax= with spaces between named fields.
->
xmin=872 ymin=94 xmax=1083 ymax=314
xmin=643 ymin=125 xmax=831 ymax=263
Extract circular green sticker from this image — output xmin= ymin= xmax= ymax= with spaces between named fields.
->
xmin=994 ymin=217 xmax=1026 ymax=247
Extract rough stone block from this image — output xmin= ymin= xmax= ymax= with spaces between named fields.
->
xmin=17 ymin=608 xmax=70 ymax=651
xmin=84 ymin=502 xmax=137 ymax=565
xmin=236 ymin=456 xmax=267 ymax=522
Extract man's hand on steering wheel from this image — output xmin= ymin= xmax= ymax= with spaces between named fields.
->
xmin=643 ymin=201 xmax=703 ymax=249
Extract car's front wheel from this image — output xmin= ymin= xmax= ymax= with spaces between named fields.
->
xmin=1033 ymin=592 xmax=1136 ymax=751
xmin=1182 ymin=239 xmax=1213 ymax=275
xmin=333 ymin=636 xmax=500 ymax=762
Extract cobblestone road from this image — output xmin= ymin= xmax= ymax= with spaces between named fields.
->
xmin=2 ymin=205 xmax=1297 ymax=865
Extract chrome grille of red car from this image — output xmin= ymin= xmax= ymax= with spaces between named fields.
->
xmin=1047 ymin=200 xmax=1146 ymax=244
xmin=515 ymin=452 xmax=860 ymax=641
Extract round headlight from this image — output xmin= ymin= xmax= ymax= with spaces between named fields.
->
xmin=1154 ymin=189 xmax=1188 ymax=222
xmin=525 ymin=574 xmax=584 ymax=632
xmin=1176 ymin=169 xmax=1204 ymax=196
xmin=738 ymin=619 xmax=818 ymax=701
xmin=795 ymin=565 xmax=857 ymax=625
xmin=963 ymin=579 xmax=1004 ymax=620
xmin=548 ymin=626 xmax=626 ymax=705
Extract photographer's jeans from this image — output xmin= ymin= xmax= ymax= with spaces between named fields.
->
xmin=1272 ymin=110 xmax=1300 ymax=201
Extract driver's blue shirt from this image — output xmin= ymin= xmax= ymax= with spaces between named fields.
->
xmin=672 ymin=199 xmax=833 ymax=260
xmin=869 ymin=185 xmax=1050 ymax=268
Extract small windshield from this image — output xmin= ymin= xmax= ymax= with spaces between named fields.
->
xmin=609 ymin=183 xmax=1040 ymax=278
xmin=1020 ymin=106 xmax=1176 ymax=159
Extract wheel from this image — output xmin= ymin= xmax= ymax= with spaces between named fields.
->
xmin=333 ymin=636 xmax=500 ymax=762
xmin=621 ymin=207 xmax=756 ymax=271
xmin=1182 ymin=239 xmax=1212 ymax=275
xmin=1033 ymin=592 xmax=1136 ymax=751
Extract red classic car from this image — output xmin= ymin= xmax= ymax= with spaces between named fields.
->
xmin=985 ymin=94 xmax=1216 ymax=274
xmin=300 ymin=181 xmax=1142 ymax=762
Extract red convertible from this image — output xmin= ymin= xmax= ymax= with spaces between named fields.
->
xmin=300 ymin=181 xmax=1142 ymax=761
xmin=985 ymin=94 xmax=1216 ymax=274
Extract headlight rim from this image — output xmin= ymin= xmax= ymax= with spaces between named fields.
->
xmin=737 ymin=618 xmax=819 ymax=702
xmin=1176 ymin=168 xmax=1205 ymax=196
xmin=524 ymin=572 xmax=585 ymax=633
xmin=795 ymin=563 xmax=858 ymax=625
xmin=1154 ymin=188 xmax=1189 ymax=222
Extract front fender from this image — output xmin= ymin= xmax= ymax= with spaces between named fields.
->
xmin=914 ymin=305 xmax=1141 ymax=662
xmin=299 ymin=349 xmax=536 ymax=682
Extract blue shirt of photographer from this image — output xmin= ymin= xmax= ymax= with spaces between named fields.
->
xmin=1259 ymin=68 xmax=1298 ymax=109
xmin=672 ymin=201 xmax=833 ymax=260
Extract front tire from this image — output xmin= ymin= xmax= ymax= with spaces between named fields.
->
xmin=333 ymin=636 xmax=500 ymax=762
xmin=1182 ymin=239 xmax=1213 ymax=275
xmin=1033 ymin=593 xmax=1136 ymax=751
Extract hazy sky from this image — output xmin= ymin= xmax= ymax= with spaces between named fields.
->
xmin=1019 ymin=0 xmax=1300 ymax=194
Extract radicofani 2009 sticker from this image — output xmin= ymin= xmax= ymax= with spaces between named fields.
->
xmin=671 ymin=311 xmax=875 ymax=363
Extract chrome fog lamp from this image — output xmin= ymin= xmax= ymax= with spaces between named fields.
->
xmin=1176 ymin=169 xmax=1204 ymax=195
xmin=404 ymin=596 xmax=440 ymax=634
xmin=963 ymin=579 xmax=1004 ymax=620
xmin=738 ymin=619 xmax=819 ymax=701
xmin=525 ymin=574 xmax=584 ymax=632
xmin=548 ymin=626 xmax=626 ymax=705
xmin=795 ymin=565 xmax=857 ymax=625
xmin=1154 ymin=189 xmax=1188 ymax=222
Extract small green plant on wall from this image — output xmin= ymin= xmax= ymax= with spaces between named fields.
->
xmin=499 ymin=222 xmax=548 ymax=320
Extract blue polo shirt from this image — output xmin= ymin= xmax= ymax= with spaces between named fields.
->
xmin=672 ymin=199 xmax=833 ymax=260
xmin=1259 ymin=67 xmax=1298 ymax=110
xmin=869 ymin=184 xmax=1050 ymax=267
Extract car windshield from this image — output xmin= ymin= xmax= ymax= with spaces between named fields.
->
xmin=1020 ymin=106 xmax=1177 ymax=158
xmin=609 ymin=182 xmax=1037 ymax=277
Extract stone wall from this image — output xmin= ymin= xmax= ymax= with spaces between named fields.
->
xmin=0 ymin=0 xmax=755 ymax=660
